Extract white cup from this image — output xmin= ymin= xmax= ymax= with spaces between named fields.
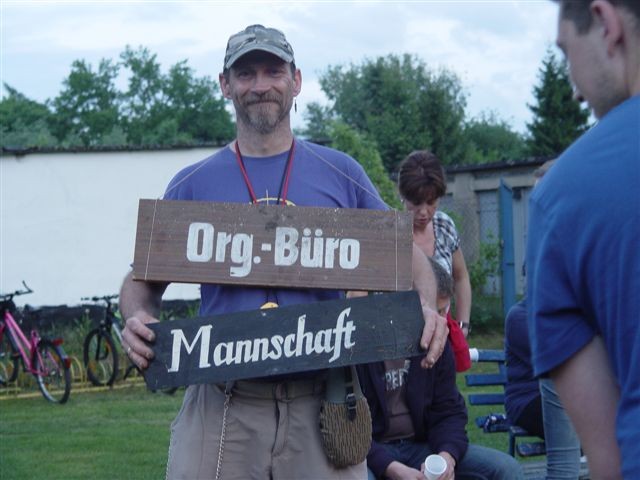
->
xmin=469 ymin=347 xmax=479 ymax=362
xmin=424 ymin=454 xmax=447 ymax=480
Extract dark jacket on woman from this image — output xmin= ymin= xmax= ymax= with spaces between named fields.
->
xmin=356 ymin=343 xmax=469 ymax=477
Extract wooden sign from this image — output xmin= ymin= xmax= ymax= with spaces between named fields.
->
xmin=144 ymin=291 xmax=424 ymax=390
xmin=132 ymin=199 xmax=413 ymax=291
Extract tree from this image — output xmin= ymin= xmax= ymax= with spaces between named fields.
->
xmin=298 ymin=102 xmax=333 ymax=142
xmin=40 ymin=46 xmax=234 ymax=148
xmin=160 ymin=60 xmax=234 ymax=145
xmin=120 ymin=46 xmax=234 ymax=146
xmin=119 ymin=46 xmax=163 ymax=144
xmin=465 ymin=112 xmax=526 ymax=163
xmin=0 ymin=84 xmax=57 ymax=148
xmin=316 ymin=54 xmax=469 ymax=173
xmin=526 ymin=50 xmax=590 ymax=157
xmin=50 ymin=58 xmax=121 ymax=146
xmin=327 ymin=121 xmax=401 ymax=209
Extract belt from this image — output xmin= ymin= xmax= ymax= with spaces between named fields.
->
xmin=219 ymin=374 xmax=327 ymax=400
xmin=383 ymin=437 xmax=415 ymax=445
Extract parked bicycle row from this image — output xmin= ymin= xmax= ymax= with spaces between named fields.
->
xmin=1 ymin=283 xmax=177 ymax=404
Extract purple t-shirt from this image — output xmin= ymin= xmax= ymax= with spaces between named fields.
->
xmin=164 ymin=139 xmax=387 ymax=317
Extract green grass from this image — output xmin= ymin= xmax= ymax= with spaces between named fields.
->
xmin=1 ymin=333 xmax=514 ymax=479
xmin=0 ymin=385 xmax=184 ymax=480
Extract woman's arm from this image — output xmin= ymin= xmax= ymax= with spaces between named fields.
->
xmin=451 ymin=248 xmax=472 ymax=336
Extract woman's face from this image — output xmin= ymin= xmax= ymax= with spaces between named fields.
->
xmin=404 ymin=197 xmax=439 ymax=229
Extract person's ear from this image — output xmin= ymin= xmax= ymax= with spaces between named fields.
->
xmin=293 ymin=69 xmax=302 ymax=97
xmin=219 ymin=73 xmax=232 ymax=99
xmin=591 ymin=0 xmax=623 ymax=57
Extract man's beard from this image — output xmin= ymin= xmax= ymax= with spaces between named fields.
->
xmin=234 ymin=93 xmax=293 ymax=135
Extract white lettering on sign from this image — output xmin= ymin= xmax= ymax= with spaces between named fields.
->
xmin=185 ymin=223 xmax=361 ymax=276
xmin=273 ymin=227 xmax=360 ymax=269
xmin=167 ymin=325 xmax=213 ymax=372
xmin=165 ymin=307 xmax=357 ymax=373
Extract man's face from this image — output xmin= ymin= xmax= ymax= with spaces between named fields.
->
xmin=556 ymin=13 xmax=626 ymax=118
xmin=220 ymin=51 xmax=301 ymax=135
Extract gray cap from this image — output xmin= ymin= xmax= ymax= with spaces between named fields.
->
xmin=224 ymin=24 xmax=295 ymax=70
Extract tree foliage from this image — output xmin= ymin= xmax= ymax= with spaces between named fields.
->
xmin=328 ymin=121 xmax=401 ymax=209
xmin=119 ymin=47 xmax=234 ymax=146
xmin=50 ymin=58 xmax=121 ymax=146
xmin=526 ymin=50 xmax=590 ymax=157
xmin=0 ymin=84 xmax=57 ymax=148
xmin=465 ymin=112 xmax=526 ymax=164
xmin=315 ymin=54 xmax=469 ymax=172
xmin=1 ymin=47 xmax=234 ymax=149
xmin=299 ymin=102 xmax=333 ymax=143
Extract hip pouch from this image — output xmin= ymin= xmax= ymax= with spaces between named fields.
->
xmin=318 ymin=366 xmax=372 ymax=468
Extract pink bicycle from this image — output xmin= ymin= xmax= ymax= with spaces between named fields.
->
xmin=0 ymin=282 xmax=71 ymax=404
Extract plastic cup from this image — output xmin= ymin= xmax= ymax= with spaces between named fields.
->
xmin=469 ymin=347 xmax=479 ymax=362
xmin=424 ymin=454 xmax=447 ymax=480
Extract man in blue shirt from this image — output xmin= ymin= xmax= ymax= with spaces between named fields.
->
xmin=527 ymin=1 xmax=640 ymax=477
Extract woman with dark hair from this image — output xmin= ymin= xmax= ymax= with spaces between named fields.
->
xmin=398 ymin=150 xmax=472 ymax=371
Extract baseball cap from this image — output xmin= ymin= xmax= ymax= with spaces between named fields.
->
xmin=224 ymin=24 xmax=295 ymax=70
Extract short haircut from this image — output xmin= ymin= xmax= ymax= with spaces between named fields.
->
xmin=553 ymin=0 xmax=640 ymax=34
xmin=398 ymin=150 xmax=447 ymax=205
xmin=428 ymin=257 xmax=454 ymax=300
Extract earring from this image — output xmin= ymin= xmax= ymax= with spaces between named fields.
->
xmin=294 ymin=98 xmax=297 ymax=113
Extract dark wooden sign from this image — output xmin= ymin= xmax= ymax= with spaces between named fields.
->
xmin=144 ymin=291 xmax=424 ymax=390
xmin=132 ymin=199 xmax=413 ymax=291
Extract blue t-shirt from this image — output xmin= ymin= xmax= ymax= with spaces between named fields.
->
xmin=164 ymin=139 xmax=387 ymax=316
xmin=526 ymin=95 xmax=640 ymax=475
xmin=504 ymin=298 xmax=540 ymax=427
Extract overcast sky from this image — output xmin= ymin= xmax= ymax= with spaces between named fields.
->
xmin=1 ymin=1 xmax=561 ymax=134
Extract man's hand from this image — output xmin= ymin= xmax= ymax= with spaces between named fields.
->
xmin=437 ymin=451 xmax=456 ymax=480
xmin=385 ymin=460 xmax=425 ymax=480
xmin=119 ymin=272 xmax=167 ymax=371
xmin=121 ymin=310 xmax=158 ymax=370
xmin=420 ymin=300 xmax=448 ymax=369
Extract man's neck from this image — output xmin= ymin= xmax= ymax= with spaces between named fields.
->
xmin=234 ymin=122 xmax=294 ymax=157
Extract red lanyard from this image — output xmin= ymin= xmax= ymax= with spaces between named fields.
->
xmin=234 ymin=139 xmax=296 ymax=205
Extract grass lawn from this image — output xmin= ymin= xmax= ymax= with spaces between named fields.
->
xmin=0 ymin=384 xmax=184 ymax=480
xmin=1 ymin=333 xmax=513 ymax=479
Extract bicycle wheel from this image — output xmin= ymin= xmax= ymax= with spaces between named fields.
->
xmin=83 ymin=328 xmax=118 ymax=386
xmin=34 ymin=339 xmax=71 ymax=404
xmin=0 ymin=329 xmax=20 ymax=384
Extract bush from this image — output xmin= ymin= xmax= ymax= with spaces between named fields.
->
xmin=468 ymin=236 xmax=502 ymax=332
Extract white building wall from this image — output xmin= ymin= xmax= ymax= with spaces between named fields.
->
xmin=1 ymin=147 xmax=221 ymax=307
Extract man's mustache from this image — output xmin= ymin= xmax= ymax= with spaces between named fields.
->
xmin=245 ymin=94 xmax=282 ymax=105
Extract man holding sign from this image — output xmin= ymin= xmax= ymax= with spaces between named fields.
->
xmin=120 ymin=24 xmax=446 ymax=479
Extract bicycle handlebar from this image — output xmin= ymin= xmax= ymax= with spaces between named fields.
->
xmin=81 ymin=294 xmax=119 ymax=303
xmin=0 ymin=280 xmax=34 ymax=301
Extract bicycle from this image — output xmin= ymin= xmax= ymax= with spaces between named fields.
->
xmin=0 ymin=281 xmax=72 ymax=404
xmin=82 ymin=294 xmax=136 ymax=387
xmin=82 ymin=294 xmax=178 ymax=394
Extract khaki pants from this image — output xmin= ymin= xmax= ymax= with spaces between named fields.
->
xmin=166 ymin=378 xmax=366 ymax=479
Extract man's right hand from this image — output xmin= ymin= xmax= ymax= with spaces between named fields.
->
xmin=121 ymin=310 xmax=158 ymax=370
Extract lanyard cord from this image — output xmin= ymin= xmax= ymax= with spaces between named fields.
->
xmin=234 ymin=139 xmax=296 ymax=205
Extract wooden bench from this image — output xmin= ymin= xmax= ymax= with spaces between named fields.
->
xmin=465 ymin=348 xmax=546 ymax=458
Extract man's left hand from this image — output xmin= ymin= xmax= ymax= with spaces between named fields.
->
xmin=419 ymin=301 xmax=448 ymax=368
